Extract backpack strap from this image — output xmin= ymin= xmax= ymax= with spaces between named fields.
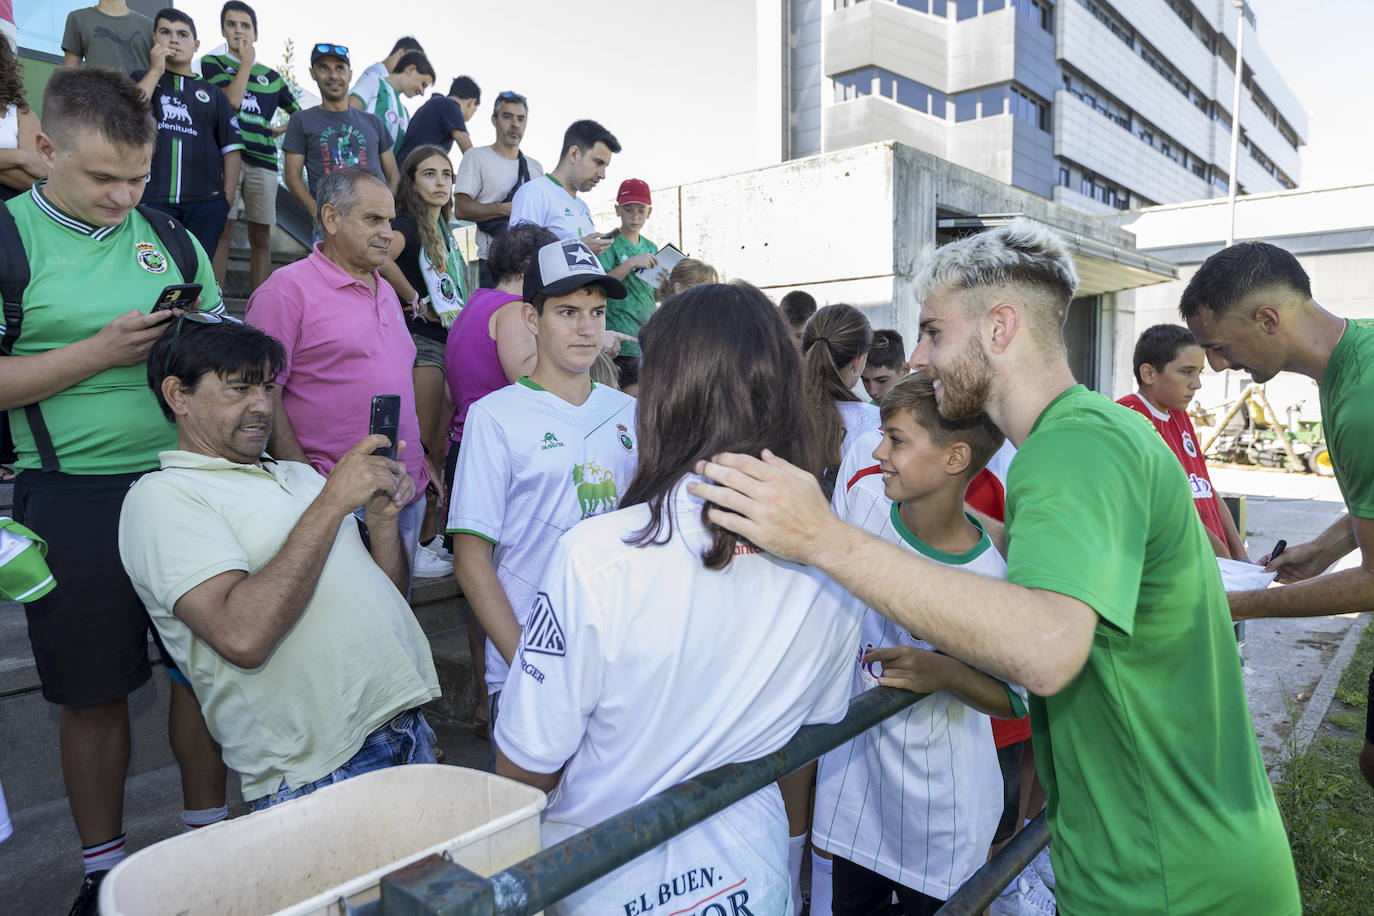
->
xmin=0 ymin=202 xmax=58 ymax=471
xmin=0 ymin=201 xmax=28 ymax=358
xmin=135 ymin=204 xmax=198 ymax=284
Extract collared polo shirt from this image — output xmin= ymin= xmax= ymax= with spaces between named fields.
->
xmin=245 ymin=244 xmax=428 ymax=491
xmin=118 ymin=450 xmax=440 ymax=800
xmin=1 ymin=183 xmax=223 ymax=474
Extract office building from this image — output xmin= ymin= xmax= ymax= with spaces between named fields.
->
xmin=783 ymin=0 xmax=1306 ymax=212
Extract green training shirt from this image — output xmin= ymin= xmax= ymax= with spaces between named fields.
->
xmin=597 ymin=232 xmax=656 ymax=358
xmin=1319 ymin=318 xmax=1374 ymax=518
xmin=2 ymin=184 xmax=223 ymax=475
xmin=1005 ymin=386 xmax=1298 ymax=915
xmin=199 ymin=53 xmax=301 ymax=171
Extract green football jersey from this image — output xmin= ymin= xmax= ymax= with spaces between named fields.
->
xmin=1006 ymin=386 xmax=1299 ymax=915
xmin=1319 ymin=318 xmax=1374 ymax=518
xmin=598 ymin=233 xmax=657 ymax=358
xmin=3 ymin=185 xmax=223 ymax=474
xmin=200 ymin=53 xmax=300 ymax=170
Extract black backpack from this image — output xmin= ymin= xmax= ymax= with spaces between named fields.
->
xmin=0 ymin=202 xmax=199 ymax=471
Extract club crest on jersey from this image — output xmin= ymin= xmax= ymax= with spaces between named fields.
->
xmin=572 ymin=463 xmax=617 ymax=518
xmin=524 ymin=593 xmax=566 ymax=657
xmin=1182 ymin=431 xmax=1198 ymax=457
xmin=195 ymin=88 xmax=211 ymax=104
xmin=256 ymin=74 xmax=269 ymax=85
xmin=540 ymin=432 xmax=565 ymax=451
xmin=617 ymin=423 xmax=633 ymax=453
xmin=135 ymin=241 xmax=168 ymax=274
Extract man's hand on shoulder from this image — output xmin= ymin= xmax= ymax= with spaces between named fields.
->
xmin=688 ymin=449 xmax=842 ymax=566
xmin=320 ymin=435 xmax=407 ymax=518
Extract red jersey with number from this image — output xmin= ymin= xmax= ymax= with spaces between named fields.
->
xmin=1117 ymin=394 xmax=1227 ymax=544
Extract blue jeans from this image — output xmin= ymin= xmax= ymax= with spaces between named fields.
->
xmin=145 ymin=198 xmax=231 ymax=258
xmin=249 ymin=708 xmax=437 ymax=811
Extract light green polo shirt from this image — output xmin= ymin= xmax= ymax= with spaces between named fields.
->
xmin=118 ymin=451 xmax=439 ymax=800
xmin=2 ymin=184 xmax=223 ymax=474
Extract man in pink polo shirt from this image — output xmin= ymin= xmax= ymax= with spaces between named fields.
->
xmin=247 ymin=166 xmax=431 ymax=588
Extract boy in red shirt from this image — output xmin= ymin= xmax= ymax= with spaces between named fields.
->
xmin=1118 ymin=324 xmax=1248 ymax=560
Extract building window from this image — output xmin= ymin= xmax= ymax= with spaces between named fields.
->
xmin=1012 ymin=0 xmax=1052 ymax=31
xmin=833 ymin=68 xmax=876 ymax=102
xmin=984 ymin=0 xmax=1006 ymax=10
xmin=1059 ymin=167 xmax=1071 ymax=187
xmin=1011 ymin=87 xmax=1049 ymax=131
xmin=981 ymin=85 xmax=1006 ymax=115
xmin=895 ymin=0 xmax=930 ymax=10
xmin=1078 ymin=0 xmax=1133 ymax=47
xmin=955 ymin=0 xmax=979 ymax=19
xmin=955 ymin=91 xmax=979 ymax=121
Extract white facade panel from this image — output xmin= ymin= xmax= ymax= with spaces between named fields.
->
xmin=1218 ymin=4 xmax=1309 ymax=138
xmin=824 ymin=95 xmax=948 ymax=160
xmin=1058 ymin=0 xmax=1213 ymax=165
xmin=1240 ymin=92 xmax=1299 ymax=184
xmin=947 ymin=9 xmax=1017 ymax=92
xmin=1055 ymin=91 xmax=1212 ymax=204
xmin=1109 ymin=0 xmax=1214 ymax=94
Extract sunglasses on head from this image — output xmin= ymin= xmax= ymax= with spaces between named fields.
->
xmin=163 ymin=311 xmax=225 ymax=377
xmin=313 ymin=43 xmax=348 ymax=58
xmin=496 ymin=90 xmax=527 ymax=106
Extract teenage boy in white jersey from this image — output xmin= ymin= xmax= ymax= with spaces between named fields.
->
xmin=448 ymin=238 xmax=636 ymax=731
xmin=814 ymin=373 xmax=1028 ymax=916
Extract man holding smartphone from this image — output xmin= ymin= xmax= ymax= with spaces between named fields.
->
xmin=0 ymin=68 xmax=224 ymax=916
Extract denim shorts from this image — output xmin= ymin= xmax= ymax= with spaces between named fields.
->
xmin=249 ymin=707 xmax=437 ymax=810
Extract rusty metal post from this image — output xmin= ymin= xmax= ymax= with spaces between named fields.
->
xmin=1200 ymin=382 xmax=1259 ymax=456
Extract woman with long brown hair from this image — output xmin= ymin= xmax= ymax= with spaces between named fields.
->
xmin=492 ymin=282 xmax=864 ymax=914
xmin=381 ymin=143 xmax=467 ymax=574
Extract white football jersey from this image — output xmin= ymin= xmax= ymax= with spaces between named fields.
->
xmin=446 ymin=379 xmax=637 ymax=694
xmin=495 ymin=480 xmax=866 ymax=915
xmin=836 ymin=400 xmax=881 ymax=475
xmin=813 ymin=482 xmax=1026 ymax=900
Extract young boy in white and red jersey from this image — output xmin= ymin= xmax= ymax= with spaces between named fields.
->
xmin=1117 ymin=324 xmax=1248 ymax=561
xmin=814 ymin=373 xmax=1028 ymax=916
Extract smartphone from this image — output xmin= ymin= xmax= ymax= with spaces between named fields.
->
xmin=151 ymin=283 xmax=204 ymax=312
xmin=369 ymin=394 xmax=401 ymax=459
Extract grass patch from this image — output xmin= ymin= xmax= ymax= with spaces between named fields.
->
xmin=1274 ymin=621 xmax=1374 ymax=914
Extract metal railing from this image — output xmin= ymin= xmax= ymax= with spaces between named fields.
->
xmin=377 ymin=686 xmax=1049 ymax=915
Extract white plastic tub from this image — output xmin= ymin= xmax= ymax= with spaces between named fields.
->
xmin=100 ymin=765 xmax=546 ymax=916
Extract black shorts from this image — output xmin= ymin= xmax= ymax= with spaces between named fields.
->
xmin=1365 ymin=665 xmax=1374 ymax=745
xmin=993 ymin=739 xmax=1025 ymax=845
xmin=14 ymin=469 xmax=159 ymax=707
xmin=832 ymin=856 xmax=943 ymax=916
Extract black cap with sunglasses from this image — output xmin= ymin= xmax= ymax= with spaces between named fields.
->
xmin=310 ymin=43 xmax=350 ymax=65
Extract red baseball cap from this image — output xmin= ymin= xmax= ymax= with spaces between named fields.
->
xmin=616 ymin=179 xmax=651 ymax=206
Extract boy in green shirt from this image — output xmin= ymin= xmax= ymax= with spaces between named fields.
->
xmin=598 ymin=178 xmax=658 ymax=365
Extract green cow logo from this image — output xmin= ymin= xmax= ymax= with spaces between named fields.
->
xmin=571 ymin=463 xmax=617 ymax=519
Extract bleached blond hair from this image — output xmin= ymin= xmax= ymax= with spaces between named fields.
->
xmin=914 ymin=219 xmax=1079 ymax=348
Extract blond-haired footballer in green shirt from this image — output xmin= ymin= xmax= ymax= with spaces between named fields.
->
xmin=690 ymin=221 xmax=1299 ymax=915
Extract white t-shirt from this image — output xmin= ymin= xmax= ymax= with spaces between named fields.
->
xmin=509 ymin=173 xmax=595 ymax=242
xmin=350 ymin=69 xmax=407 ymax=148
xmin=446 ymin=379 xmax=637 ymax=694
xmin=836 ymin=400 xmax=881 ymax=472
xmin=495 ymin=480 xmax=866 ymax=915
xmin=453 ymin=145 xmax=545 ymax=258
xmin=814 ymin=480 xmax=1024 ymax=899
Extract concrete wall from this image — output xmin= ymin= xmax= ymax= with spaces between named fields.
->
xmin=589 ymin=140 xmax=1150 ymax=394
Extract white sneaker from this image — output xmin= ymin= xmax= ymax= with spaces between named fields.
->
xmin=1031 ymin=844 xmax=1056 ymax=892
xmin=421 ymin=536 xmax=452 ymax=559
xmin=1014 ymin=871 xmax=1057 ymax=915
xmin=412 ymin=541 xmax=453 ymax=578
